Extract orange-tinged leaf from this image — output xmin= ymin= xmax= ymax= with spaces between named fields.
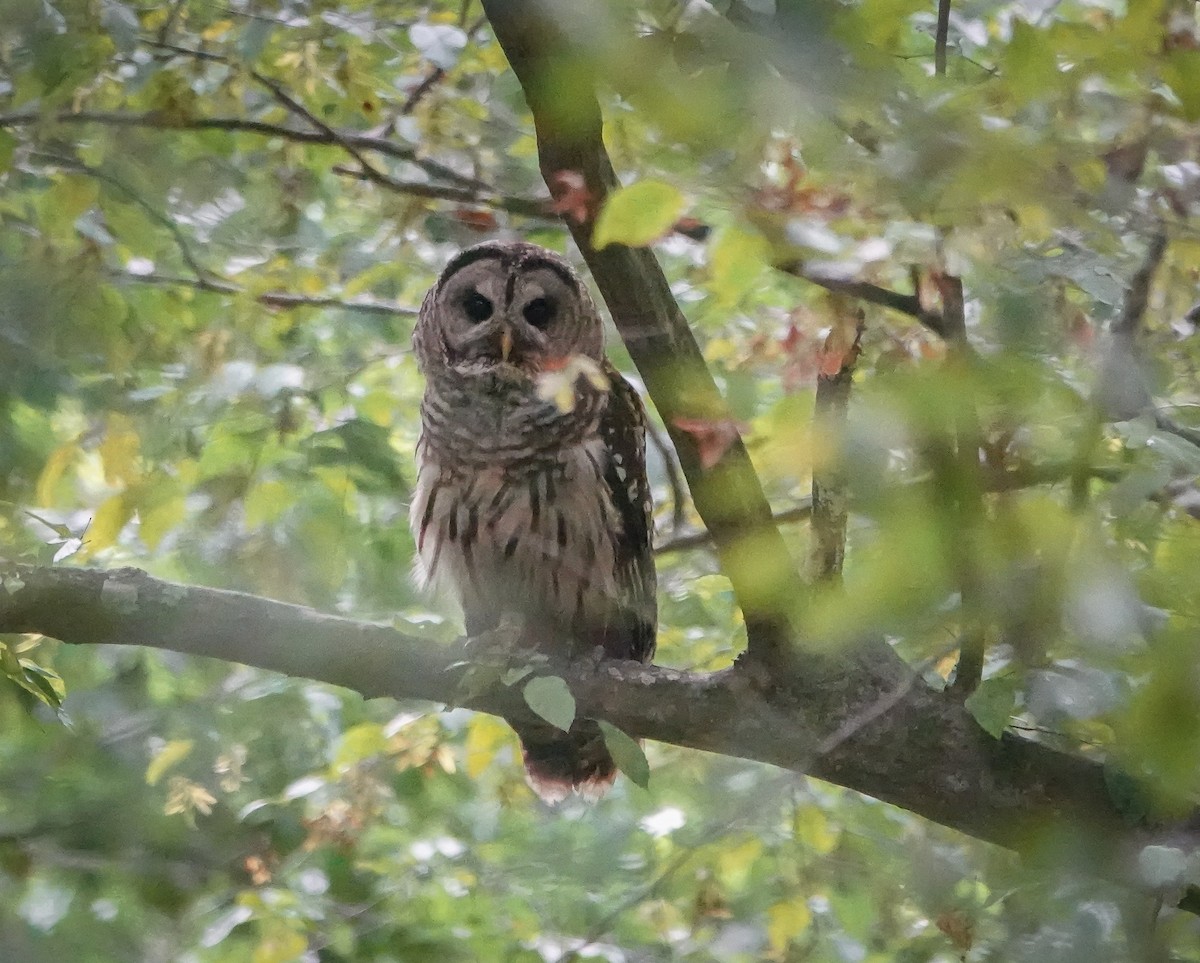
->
xmin=673 ymin=416 xmax=745 ymax=470
xmin=549 ymin=170 xmax=594 ymax=224
xmin=936 ymin=910 xmax=974 ymax=953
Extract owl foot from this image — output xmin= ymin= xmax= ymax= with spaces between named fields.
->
xmin=464 ymin=612 xmax=526 ymax=663
xmin=454 ymin=613 xmax=539 ymax=705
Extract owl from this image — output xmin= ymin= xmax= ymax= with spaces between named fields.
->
xmin=410 ymin=240 xmax=657 ymax=802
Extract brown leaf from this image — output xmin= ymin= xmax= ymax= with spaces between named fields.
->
xmin=935 ymin=910 xmax=974 ymax=954
xmin=673 ymin=416 xmax=744 ymax=470
xmin=452 ymin=208 xmax=500 ymax=232
xmin=673 ymin=216 xmax=711 ymax=241
xmin=549 ymin=170 xmax=594 ymax=224
xmin=817 ymin=313 xmax=863 ymax=377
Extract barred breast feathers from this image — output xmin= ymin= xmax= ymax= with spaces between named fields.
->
xmin=409 ymin=373 xmax=621 ymax=630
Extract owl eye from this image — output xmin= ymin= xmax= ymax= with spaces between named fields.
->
xmin=523 ymin=297 xmax=554 ymax=329
xmin=463 ymin=291 xmax=493 ymax=323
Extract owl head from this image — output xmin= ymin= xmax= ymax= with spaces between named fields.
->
xmin=414 ymin=241 xmax=604 ymax=376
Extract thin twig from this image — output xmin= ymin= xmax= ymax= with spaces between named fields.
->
xmin=107 ymin=270 xmax=418 ymax=316
xmin=778 ymin=261 xmax=949 ymax=337
xmin=29 ymin=151 xmax=214 ymax=282
xmin=1075 ymin=227 xmax=1169 ymax=507
xmin=935 ymin=0 xmax=952 ymax=76
xmin=655 ymin=502 xmax=814 ymax=555
xmin=808 ymin=313 xmax=864 ymax=583
xmin=0 ymin=109 xmax=490 ymax=192
xmin=937 ymin=272 xmax=986 ymax=699
xmin=646 ymin=420 xmax=689 ymax=533
xmin=331 ymin=164 xmax=551 ymax=217
xmin=656 ymin=460 xmax=1131 ymax=555
xmin=401 ymin=67 xmax=446 ymax=115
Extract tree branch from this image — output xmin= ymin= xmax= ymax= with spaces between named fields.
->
xmin=0 ymin=109 xmax=493 ymax=194
xmin=106 ymin=270 xmax=418 ymax=316
xmin=935 ymin=0 xmax=952 ymax=76
xmin=3 ymin=562 xmax=1199 ymax=912
xmin=778 ymin=261 xmax=950 ymax=337
xmin=808 ymin=311 xmax=863 ymax=582
xmin=481 ymin=0 xmax=803 ymax=671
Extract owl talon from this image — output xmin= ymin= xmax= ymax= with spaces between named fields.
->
xmin=464 ymin=612 xmax=526 ymax=664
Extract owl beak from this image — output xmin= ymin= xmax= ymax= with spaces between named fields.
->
xmin=499 ymin=326 xmax=514 ymax=363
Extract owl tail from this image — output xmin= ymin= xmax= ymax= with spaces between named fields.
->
xmin=516 ymin=719 xmax=616 ymax=804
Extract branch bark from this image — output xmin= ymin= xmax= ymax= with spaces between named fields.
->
xmin=0 ymin=109 xmax=539 ymax=207
xmin=2 ymin=562 xmax=1198 ymax=912
xmin=480 ymin=0 xmax=802 ymax=670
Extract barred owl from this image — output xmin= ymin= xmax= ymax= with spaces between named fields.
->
xmin=410 ymin=240 xmax=656 ymax=802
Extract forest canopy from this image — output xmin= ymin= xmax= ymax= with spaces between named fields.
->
xmin=4 ymin=0 xmax=1200 ymax=960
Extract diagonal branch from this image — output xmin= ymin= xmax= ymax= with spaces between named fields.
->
xmin=480 ymin=0 xmax=804 ymax=671
xmin=3 ymin=562 xmax=1200 ymax=913
xmin=778 ymin=261 xmax=950 ymax=337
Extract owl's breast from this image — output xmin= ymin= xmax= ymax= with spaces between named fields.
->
xmin=409 ymin=436 xmax=621 ymax=646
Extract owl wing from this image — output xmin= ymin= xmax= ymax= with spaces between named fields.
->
xmin=599 ymin=360 xmax=657 ymax=664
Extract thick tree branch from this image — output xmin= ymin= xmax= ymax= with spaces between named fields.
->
xmin=3 ymin=563 xmax=1199 ymax=912
xmin=481 ymin=0 xmax=803 ymax=670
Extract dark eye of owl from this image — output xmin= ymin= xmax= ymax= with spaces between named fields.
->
xmin=462 ymin=291 xmax=493 ymax=323
xmin=523 ymin=297 xmax=554 ymax=329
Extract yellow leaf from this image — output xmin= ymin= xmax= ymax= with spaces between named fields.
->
xmin=464 ymin=715 xmax=513 ymax=778
xmin=767 ymin=900 xmax=812 ymax=954
xmin=253 ymin=927 xmax=308 ymax=963
xmin=716 ymin=837 xmax=762 ymax=888
xmin=593 ymin=180 xmax=686 ymax=249
xmin=83 ymin=493 xmax=134 ymax=555
xmin=99 ymin=414 xmax=141 ymax=486
xmin=147 ymin=739 xmax=194 ymax=786
xmin=708 ymin=225 xmax=771 ymax=307
xmin=245 ymin=480 xmax=292 ymax=527
xmin=52 ymin=174 xmax=100 ymax=221
xmin=201 ymin=18 xmax=234 ymax=40
xmin=139 ymin=494 xmax=186 ymax=550
xmin=332 ymin=722 xmax=387 ymax=770
xmin=36 ymin=443 xmax=78 ymax=506
xmin=793 ymin=804 xmax=839 ymax=855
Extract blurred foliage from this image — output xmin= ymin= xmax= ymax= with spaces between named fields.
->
xmin=3 ymin=0 xmax=1200 ymax=959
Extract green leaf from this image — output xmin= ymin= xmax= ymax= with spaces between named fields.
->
xmin=708 ymin=225 xmax=771 ymax=307
xmin=597 ymin=720 xmax=649 ymax=789
xmin=1163 ymin=51 xmax=1200 ymax=122
xmin=965 ymin=675 xmax=1018 ymax=738
xmin=593 ymin=180 xmax=686 ymax=249
xmin=0 ymin=131 xmax=16 ymax=174
xmin=19 ymin=661 xmax=65 ymax=708
xmin=523 ymin=676 xmax=575 ymax=732
xmin=332 ymin=722 xmax=387 ymax=769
